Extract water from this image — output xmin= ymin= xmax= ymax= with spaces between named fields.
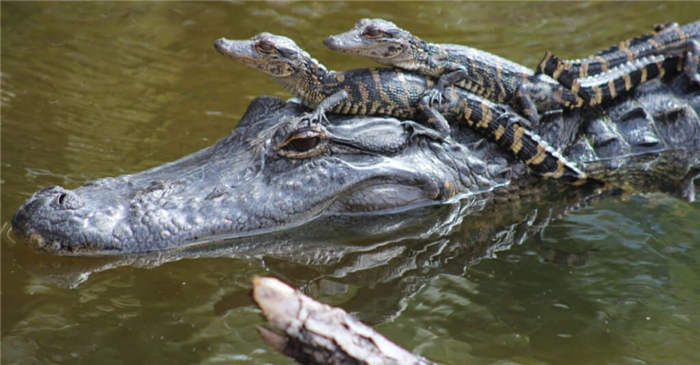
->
xmin=2 ymin=2 xmax=700 ymax=364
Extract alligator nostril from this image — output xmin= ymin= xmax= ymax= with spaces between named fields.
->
xmin=51 ymin=191 xmax=84 ymax=210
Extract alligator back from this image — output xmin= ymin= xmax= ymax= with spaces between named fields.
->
xmin=539 ymin=74 xmax=700 ymax=198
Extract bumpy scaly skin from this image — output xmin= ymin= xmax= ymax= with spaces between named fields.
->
xmin=537 ymin=21 xmax=700 ymax=81
xmin=213 ymin=33 xmax=587 ymax=183
xmin=10 ymin=71 xmax=700 ymax=256
xmin=324 ymin=19 xmax=610 ymax=127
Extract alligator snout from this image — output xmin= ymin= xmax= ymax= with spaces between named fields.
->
xmin=12 ymin=191 xmax=48 ymax=242
xmin=213 ymin=38 xmax=228 ymax=54
xmin=214 ymin=38 xmax=244 ymax=58
xmin=12 ymin=186 xmax=89 ymax=253
xmin=322 ymin=35 xmax=338 ymax=48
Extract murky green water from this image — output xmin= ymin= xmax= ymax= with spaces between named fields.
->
xmin=2 ymin=2 xmax=699 ymax=364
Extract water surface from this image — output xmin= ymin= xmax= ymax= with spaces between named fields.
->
xmin=2 ymin=2 xmax=699 ymax=364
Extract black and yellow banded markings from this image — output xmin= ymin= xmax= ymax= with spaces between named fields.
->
xmin=435 ymin=95 xmax=588 ymax=184
xmin=509 ymin=125 xmax=525 ymax=155
xmin=590 ymin=32 xmax=657 ymax=60
xmin=541 ymin=21 xmax=699 ymax=79
xmin=370 ymin=68 xmax=394 ymax=109
xmin=525 ymin=143 xmax=549 ymax=166
xmin=323 ymin=68 xmax=435 ymax=119
xmin=539 ymin=52 xmax=676 ymax=107
xmin=575 ymin=55 xmax=674 ymax=106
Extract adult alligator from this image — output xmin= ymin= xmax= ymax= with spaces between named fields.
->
xmin=11 ymin=64 xmax=700 ymax=256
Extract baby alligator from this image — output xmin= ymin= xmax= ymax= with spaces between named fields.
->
xmin=214 ymin=33 xmax=587 ymax=183
xmin=324 ymin=19 xmax=607 ymax=127
xmin=537 ymin=21 xmax=700 ymax=83
xmin=325 ymin=19 xmax=694 ymax=127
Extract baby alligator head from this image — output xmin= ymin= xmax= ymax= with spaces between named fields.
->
xmin=324 ymin=18 xmax=421 ymax=68
xmin=214 ymin=32 xmax=328 ymax=95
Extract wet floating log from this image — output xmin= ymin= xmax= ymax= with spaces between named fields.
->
xmin=251 ymin=276 xmax=435 ymax=365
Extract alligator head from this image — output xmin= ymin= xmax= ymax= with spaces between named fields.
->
xmin=12 ymin=96 xmax=500 ymax=255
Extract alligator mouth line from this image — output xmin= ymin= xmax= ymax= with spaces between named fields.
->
xmin=215 ymin=51 xmax=268 ymax=65
xmin=328 ymin=43 xmax=397 ymax=56
xmin=158 ymin=177 xmax=449 ymax=253
xmin=25 ymin=232 xmax=124 ymax=257
xmin=330 ymin=179 xmax=511 ymax=218
xmin=214 ymin=40 xmax=263 ymax=63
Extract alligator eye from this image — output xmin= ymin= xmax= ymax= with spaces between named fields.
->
xmin=289 ymin=136 xmax=320 ymax=152
xmin=362 ymin=26 xmax=383 ymax=38
xmin=276 ymin=129 xmax=326 ymax=158
xmin=256 ymin=41 xmax=275 ymax=53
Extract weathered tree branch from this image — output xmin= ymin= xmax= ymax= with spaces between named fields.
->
xmin=251 ymin=276 xmax=435 ymax=365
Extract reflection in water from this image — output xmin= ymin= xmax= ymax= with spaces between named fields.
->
xmin=2 ymin=2 xmax=700 ymax=365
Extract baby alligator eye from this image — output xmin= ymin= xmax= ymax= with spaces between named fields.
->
xmin=289 ymin=136 xmax=320 ymax=152
xmin=256 ymin=41 xmax=275 ymax=53
xmin=362 ymin=26 xmax=383 ymax=38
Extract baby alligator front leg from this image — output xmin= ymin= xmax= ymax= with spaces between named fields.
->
xmin=435 ymin=65 xmax=565 ymax=129
xmin=512 ymin=82 xmax=546 ymax=128
xmin=417 ymin=94 xmax=452 ymax=140
xmin=424 ymin=63 xmax=471 ymax=106
xmin=673 ymin=39 xmax=700 ymax=84
xmin=303 ymin=90 xmax=349 ymax=124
